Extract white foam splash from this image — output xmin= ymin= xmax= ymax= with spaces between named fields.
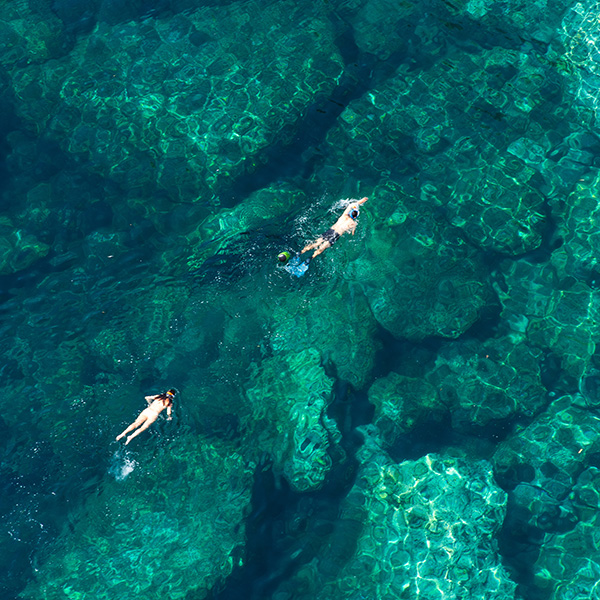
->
xmin=109 ymin=450 xmax=137 ymax=481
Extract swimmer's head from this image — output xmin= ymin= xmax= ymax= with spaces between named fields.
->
xmin=163 ymin=389 xmax=176 ymax=403
xmin=347 ymin=204 xmax=359 ymax=219
xmin=277 ymin=251 xmax=291 ymax=264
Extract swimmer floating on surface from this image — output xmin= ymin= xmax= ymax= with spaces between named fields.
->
xmin=116 ymin=389 xmax=176 ymax=445
xmin=300 ymin=197 xmax=368 ymax=260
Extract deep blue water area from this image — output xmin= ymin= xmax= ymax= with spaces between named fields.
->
xmin=2 ymin=0 xmax=600 ymax=599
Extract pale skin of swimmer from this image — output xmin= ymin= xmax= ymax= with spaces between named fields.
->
xmin=301 ymin=197 xmax=368 ymax=259
xmin=116 ymin=393 xmax=173 ymax=445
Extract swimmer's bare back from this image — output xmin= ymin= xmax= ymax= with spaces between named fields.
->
xmin=116 ymin=390 xmax=175 ymax=445
xmin=301 ymin=197 xmax=368 ymax=259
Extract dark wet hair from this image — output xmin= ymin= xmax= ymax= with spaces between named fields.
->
xmin=158 ymin=389 xmax=176 ymax=405
xmin=350 ymin=209 xmax=359 ymax=219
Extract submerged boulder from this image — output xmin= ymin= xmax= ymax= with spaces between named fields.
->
xmin=498 ymin=259 xmax=600 ymax=381
xmin=244 ymin=348 xmax=339 ymax=492
xmin=346 ymin=212 xmax=491 ymax=340
xmin=22 ymin=437 xmax=254 ymax=600
xmin=9 ymin=1 xmax=343 ymax=206
xmin=533 ymin=466 xmax=600 ymax=599
xmin=368 ymin=372 xmax=447 ymax=445
xmin=425 ymin=336 xmax=547 ymax=432
xmin=287 ymin=428 xmax=516 ymax=600
xmin=0 ymin=218 xmax=49 ymax=274
xmin=493 ymin=395 xmax=600 ymax=533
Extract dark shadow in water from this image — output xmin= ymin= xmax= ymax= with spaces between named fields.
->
xmin=219 ymin=13 xmax=420 ymax=207
xmin=207 ymin=378 xmax=364 ymax=600
xmin=496 ymin=497 xmax=547 ymax=600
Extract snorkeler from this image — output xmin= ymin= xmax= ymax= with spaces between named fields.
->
xmin=300 ymin=197 xmax=368 ymax=260
xmin=116 ymin=389 xmax=175 ymax=445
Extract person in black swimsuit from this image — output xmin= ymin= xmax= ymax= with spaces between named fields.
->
xmin=301 ymin=197 xmax=368 ymax=260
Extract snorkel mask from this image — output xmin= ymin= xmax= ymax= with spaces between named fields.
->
xmin=277 ymin=251 xmax=292 ymax=265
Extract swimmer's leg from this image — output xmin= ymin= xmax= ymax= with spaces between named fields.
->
xmin=302 ymin=238 xmax=323 ymax=254
xmin=124 ymin=415 xmax=157 ymax=445
xmin=116 ymin=415 xmax=147 ymax=441
xmin=311 ymin=241 xmax=331 ymax=258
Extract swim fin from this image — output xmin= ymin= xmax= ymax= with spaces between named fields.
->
xmin=284 ymin=255 xmax=310 ymax=277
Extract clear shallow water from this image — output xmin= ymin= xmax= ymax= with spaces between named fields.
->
xmin=1 ymin=0 xmax=600 ymax=599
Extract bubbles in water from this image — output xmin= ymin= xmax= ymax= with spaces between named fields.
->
xmin=108 ymin=450 xmax=137 ymax=481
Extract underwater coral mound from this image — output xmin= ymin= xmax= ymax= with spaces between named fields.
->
xmin=297 ymin=427 xmax=517 ymax=599
xmin=22 ymin=437 xmax=254 ymax=600
xmin=244 ymin=348 xmax=339 ymax=492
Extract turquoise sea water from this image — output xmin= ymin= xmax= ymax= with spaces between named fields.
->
xmin=2 ymin=0 xmax=600 ymax=599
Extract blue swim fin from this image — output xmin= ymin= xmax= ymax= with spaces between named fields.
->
xmin=284 ymin=256 xmax=310 ymax=277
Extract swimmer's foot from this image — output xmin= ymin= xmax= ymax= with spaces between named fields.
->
xmin=124 ymin=436 xmax=132 ymax=446
xmin=116 ymin=433 xmax=125 ymax=441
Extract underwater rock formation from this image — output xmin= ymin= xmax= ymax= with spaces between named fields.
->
xmin=425 ymin=336 xmax=547 ymax=432
xmin=180 ymin=182 xmax=308 ymax=272
xmin=244 ymin=348 xmax=339 ymax=492
xmin=284 ymin=427 xmax=516 ymax=600
xmin=561 ymin=0 xmax=600 ymax=126
xmin=345 ymin=208 xmax=491 ymax=340
xmin=493 ymin=394 xmax=600 ymax=533
xmin=550 ymin=167 xmax=600 ymax=280
xmin=0 ymin=2 xmax=65 ymax=67
xmin=0 ymin=216 xmax=49 ymax=274
xmin=368 ymin=372 xmax=447 ymax=446
xmin=319 ymin=44 xmax=561 ymax=256
xmin=22 ymin=437 xmax=253 ymax=600
xmin=498 ymin=258 xmax=600 ymax=382
xmin=8 ymin=0 xmax=344 ymax=207
xmin=533 ymin=466 xmax=600 ymax=599
xmin=270 ymin=280 xmax=380 ymax=390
